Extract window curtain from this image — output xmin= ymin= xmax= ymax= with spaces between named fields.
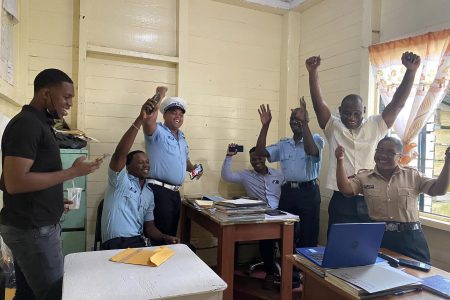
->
xmin=369 ymin=29 xmax=450 ymax=164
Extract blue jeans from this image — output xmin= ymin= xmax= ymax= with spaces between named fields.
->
xmin=0 ymin=224 xmax=63 ymax=300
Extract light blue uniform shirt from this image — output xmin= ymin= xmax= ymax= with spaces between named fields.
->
xmin=101 ymin=167 xmax=155 ymax=242
xmin=266 ymin=134 xmax=324 ymax=182
xmin=221 ymin=156 xmax=284 ymax=209
xmin=145 ymin=122 xmax=189 ymax=185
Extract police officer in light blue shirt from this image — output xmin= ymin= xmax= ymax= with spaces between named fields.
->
xmin=143 ymin=95 xmax=203 ymax=245
xmin=255 ymin=97 xmax=324 ymax=248
xmin=101 ymin=87 xmax=179 ymax=250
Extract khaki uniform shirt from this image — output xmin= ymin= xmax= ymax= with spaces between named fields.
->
xmin=349 ymin=166 xmax=436 ymax=222
xmin=324 ymin=115 xmax=388 ymax=191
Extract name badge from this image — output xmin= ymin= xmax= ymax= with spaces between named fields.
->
xmin=363 ymin=185 xmax=375 ymax=189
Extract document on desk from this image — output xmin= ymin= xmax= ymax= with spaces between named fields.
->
xmin=327 ymin=264 xmax=420 ymax=294
xmin=110 ymin=246 xmax=175 ymax=267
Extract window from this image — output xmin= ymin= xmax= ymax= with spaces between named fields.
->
xmin=379 ymin=92 xmax=450 ymax=220
xmin=418 ymin=93 xmax=450 ymax=219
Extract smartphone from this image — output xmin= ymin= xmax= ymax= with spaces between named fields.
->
xmin=397 ymin=258 xmax=431 ymax=272
xmin=265 ymin=209 xmax=287 ymax=216
xmin=228 ymin=145 xmax=244 ymax=152
xmin=189 ymin=164 xmax=203 ymax=180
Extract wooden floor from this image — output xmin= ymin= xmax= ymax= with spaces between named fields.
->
xmin=233 ymin=267 xmax=302 ymax=300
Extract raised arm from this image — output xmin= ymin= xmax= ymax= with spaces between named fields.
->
xmin=297 ymin=97 xmax=319 ymax=156
xmin=427 ymin=147 xmax=450 ymax=196
xmin=306 ymin=56 xmax=331 ymax=129
xmin=255 ymin=104 xmax=272 ymax=157
xmin=335 ymin=145 xmax=355 ymax=196
xmin=109 ymin=101 xmax=156 ymax=172
xmin=142 ymin=86 xmax=168 ymax=136
xmin=382 ymin=52 xmax=420 ymax=128
xmin=221 ymin=143 xmax=243 ymax=183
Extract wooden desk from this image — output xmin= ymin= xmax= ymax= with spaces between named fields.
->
xmin=180 ymin=201 xmax=298 ymax=300
xmin=288 ymin=249 xmax=450 ymax=300
xmin=62 ymin=244 xmax=227 ymax=300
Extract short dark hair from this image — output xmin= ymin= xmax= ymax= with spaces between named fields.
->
xmin=249 ymin=146 xmax=256 ymax=154
xmin=378 ymin=136 xmax=403 ymax=153
xmin=126 ymin=150 xmax=145 ymax=165
xmin=34 ymin=69 xmax=73 ymax=93
xmin=341 ymin=94 xmax=363 ymax=106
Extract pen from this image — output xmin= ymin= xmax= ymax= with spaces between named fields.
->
xmin=393 ymin=287 xmax=422 ymax=296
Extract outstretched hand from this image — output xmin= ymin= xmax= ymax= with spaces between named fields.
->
xmin=295 ymin=96 xmax=309 ymax=123
xmin=305 ymin=56 xmax=321 ymax=72
xmin=401 ymin=52 xmax=421 ymax=71
xmin=335 ymin=145 xmax=345 ymax=160
xmin=71 ymin=156 xmax=102 ymax=177
xmin=258 ymin=104 xmax=272 ymax=126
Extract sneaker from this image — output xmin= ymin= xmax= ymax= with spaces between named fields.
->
xmin=263 ymin=274 xmax=276 ymax=290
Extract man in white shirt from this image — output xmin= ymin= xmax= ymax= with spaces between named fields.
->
xmin=221 ymin=144 xmax=283 ymax=289
xmin=305 ymin=52 xmax=421 ymax=234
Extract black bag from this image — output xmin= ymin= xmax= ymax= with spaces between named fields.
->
xmin=55 ymin=132 xmax=87 ymax=149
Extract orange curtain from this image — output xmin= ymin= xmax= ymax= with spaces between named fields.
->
xmin=369 ymin=29 xmax=450 ymax=164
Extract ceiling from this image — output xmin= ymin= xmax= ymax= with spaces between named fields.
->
xmin=244 ymin=0 xmax=305 ymax=10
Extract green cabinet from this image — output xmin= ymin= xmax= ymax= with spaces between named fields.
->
xmin=60 ymin=149 xmax=87 ymax=256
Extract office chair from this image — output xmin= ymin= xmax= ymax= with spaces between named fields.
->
xmin=93 ymin=199 xmax=104 ymax=251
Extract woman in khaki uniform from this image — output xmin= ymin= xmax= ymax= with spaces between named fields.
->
xmin=335 ymin=136 xmax=450 ymax=263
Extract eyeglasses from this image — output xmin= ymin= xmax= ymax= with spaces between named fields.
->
xmin=375 ymin=149 xmax=400 ymax=157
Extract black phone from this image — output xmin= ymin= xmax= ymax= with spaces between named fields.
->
xmin=265 ymin=209 xmax=287 ymax=216
xmin=397 ymin=258 xmax=431 ymax=272
xmin=228 ymin=145 xmax=244 ymax=152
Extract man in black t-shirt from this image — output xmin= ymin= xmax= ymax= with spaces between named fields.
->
xmin=0 ymin=69 xmax=102 ymax=300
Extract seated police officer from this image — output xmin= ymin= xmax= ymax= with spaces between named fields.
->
xmin=221 ymin=144 xmax=284 ymax=289
xmin=336 ymin=137 xmax=450 ymax=263
xmin=101 ymin=87 xmax=179 ymax=250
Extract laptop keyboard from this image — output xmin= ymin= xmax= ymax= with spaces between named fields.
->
xmin=309 ymin=252 xmax=324 ymax=263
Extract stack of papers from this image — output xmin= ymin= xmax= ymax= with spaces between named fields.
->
xmin=213 ymin=198 xmax=268 ymax=221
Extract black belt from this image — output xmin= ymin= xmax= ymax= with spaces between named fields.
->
xmin=385 ymin=222 xmax=421 ymax=232
xmin=283 ymin=179 xmax=317 ymax=189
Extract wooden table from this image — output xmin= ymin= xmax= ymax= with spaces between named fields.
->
xmin=288 ymin=248 xmax=450 ymax=300
xmin=62 ymin=244 xmax=227 ymax=300
xmin=180 ymin=201 xmax=299 ymax=300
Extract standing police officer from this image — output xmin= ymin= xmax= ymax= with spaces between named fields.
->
xmin=255 ymin=97 xmax=324 ymax=248
xmin=143 ymin=96 xmax=202 ymax=245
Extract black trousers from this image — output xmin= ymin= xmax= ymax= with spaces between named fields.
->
xmin=149 ymin=184 xmax=181 ymax=246
xmin=381 ymin=230 xmax=431 ymax=263
xmin=327 ymin=191 xmax=371 ymax=235
xmin=278 ymin=182 xmax=321 ymax=248
xmin=259 ymin=239 xmax=277 ymax=275
xmin=100 ymin=235 xmax=146 ymax=250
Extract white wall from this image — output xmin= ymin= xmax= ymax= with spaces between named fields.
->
xmin=380 ymin=0 xmax=450 ymax=42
